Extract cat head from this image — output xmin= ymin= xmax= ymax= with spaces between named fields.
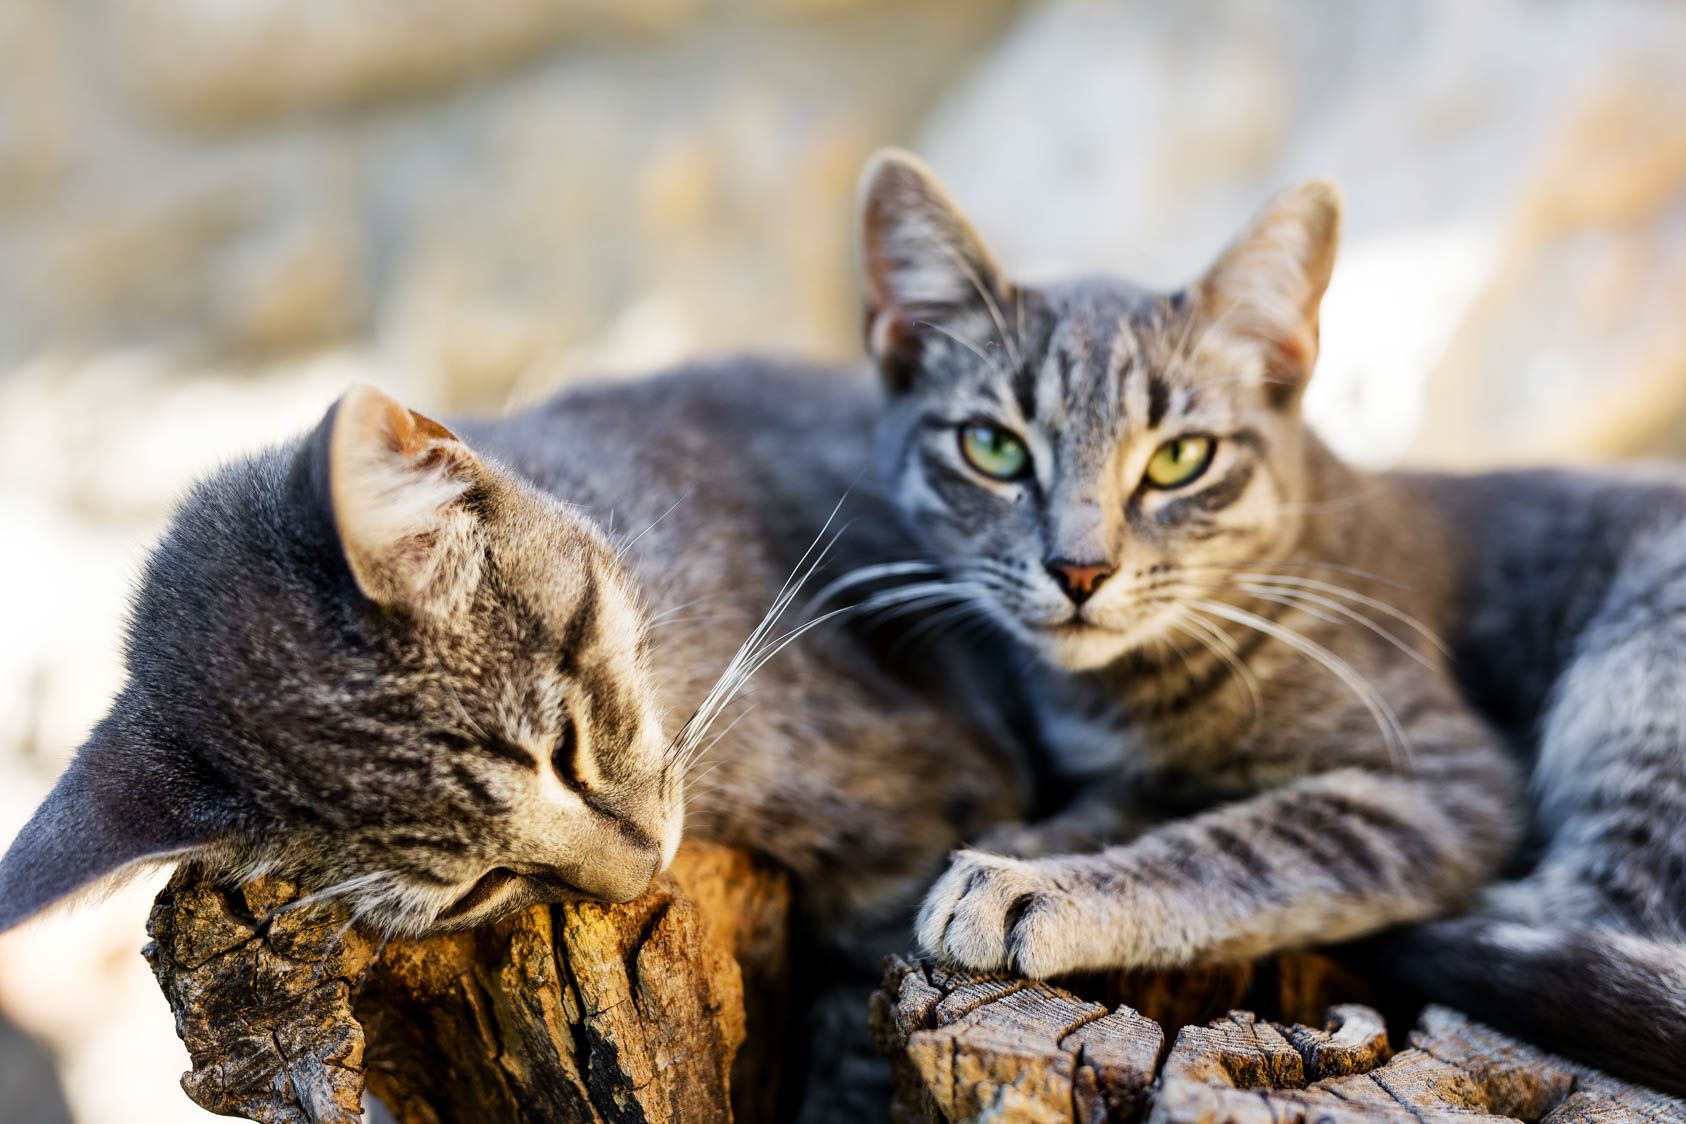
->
xmin=859 ymin=149 xmax=1339 ymax=672
xmin=0 ymin=386 xmax=682 ymax=937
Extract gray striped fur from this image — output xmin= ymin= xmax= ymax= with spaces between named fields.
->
xmin=0 ymin=364 xmax=1026 ymax=951
xmin=859 ymin=150 xmax=1685 ymax=1092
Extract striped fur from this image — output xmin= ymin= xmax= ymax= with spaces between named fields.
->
xmin=859 ymin=150 xmax=1685 ymax=1092
xmin=0 ymin=367 xmax=1026 ymax=950
xmin=1381 ymin=918 xmax=1686 ymax=1097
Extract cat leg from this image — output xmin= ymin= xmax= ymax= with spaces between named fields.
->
xmin=918 ymin=762 xmax=1521 ymax=978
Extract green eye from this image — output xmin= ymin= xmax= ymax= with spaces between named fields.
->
xmin=958 ymin=423 xmax=1031 ymax=481
xmin=1144 ymin=436 xmax=1215 ymax=489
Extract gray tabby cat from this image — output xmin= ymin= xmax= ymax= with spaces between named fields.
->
xmin=856 ymin=149 xmax=1686 ymax=1094
xmin=0 ymin=368 xmax=1022 ymax=950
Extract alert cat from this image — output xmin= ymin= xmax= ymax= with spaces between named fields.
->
xmin=856 ymin=149 xmax=1686 ymax=1094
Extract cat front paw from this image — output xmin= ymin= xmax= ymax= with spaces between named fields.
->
xmin=915 ymin=850 xmax=1086 ymax=978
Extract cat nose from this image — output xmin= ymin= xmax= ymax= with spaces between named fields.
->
xmin=1045 ymin=559 xmax=1114 ymax=605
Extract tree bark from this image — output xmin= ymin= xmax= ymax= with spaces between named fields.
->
xmin=145 ymin=850 xmax=1684 ymax=1123
xmin=872 ymin=956 xmax=1686 ymax=1123
xmin=145 ymin=842 xmax=790 ymax=1123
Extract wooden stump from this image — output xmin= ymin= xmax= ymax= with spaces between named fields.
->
xmin=144 ymin=853 xmax=1685 ymax=1124
xmin=873 ymin=957 xmax=1686 ymax=1123
xmin=145 ymin=842 xmax=790 ymax=1124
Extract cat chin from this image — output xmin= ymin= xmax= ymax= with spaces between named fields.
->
xmin=1035 ymin=623 xmax=1136 ymax=672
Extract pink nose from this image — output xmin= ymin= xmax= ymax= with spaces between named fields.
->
xmin=1046 ymin=560 xmax=1114 ymax=604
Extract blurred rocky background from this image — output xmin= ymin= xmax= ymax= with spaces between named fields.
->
xmin=1 ymin=0 xmax=1683 ymax=1119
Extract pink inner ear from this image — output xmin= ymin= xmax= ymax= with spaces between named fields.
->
xmin=406 ymin=408 xmax=459 ymax=448
xmin=379 ymin=399 xmax=459 ymax=459
xmin=868 ymin=306 xmax=913 ymax=359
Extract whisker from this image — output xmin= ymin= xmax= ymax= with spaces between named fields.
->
xmin=1170 ymin=299 xmax=1252 ymax=383
xmin=886 ymin=597 xmax=992 ymax=659
xmin=646 ymin=614 xmax=714 ymax=632
xmin=672 ymin=602 xmax=859 ymax=769
xmin=1181 ymin=371 xmax=1301 ymax=397
xmin=1178 ymin=559 xmax=1404 ymax=589
xmin=850 ymin=584 xmax=977 ymax=631
xmin=647 ymin=597 xmax=713 ymax=625
xmin=617 ymin=490 xmax=693 ymax=557
xmin=263 ymin=869 xmax=394 ymax=922
xmin=1226 ymin=572 xmax=1449 ymax=656
xmin=806 ymin=560 xmax=942 ymax=612
xmin=1187 ymin=597 xmax=1411 ymax=773
xmin=1167 ymin=609 xmax=1262 ymax=732
xmin=1232 ymin=582 xmax=1439 ymax=672
xmin=684 ymin=705 xmax=756 ymax=777
xmin=936 ymin=240 xmax=1022 ymax=371
xmin=914 ymin=319 xmax=1010 ymax=379
xmin=435 ymin=678 xmax=492 ymax=743
xmin=665 ymin=499 xmax=853 ymax=764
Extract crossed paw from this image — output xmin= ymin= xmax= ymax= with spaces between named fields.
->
xmin=915 ymin=849 xmax=1094 ymax=978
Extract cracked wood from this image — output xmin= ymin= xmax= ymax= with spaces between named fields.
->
xmin=874 ymin=957 xmax=1686 ymax=1123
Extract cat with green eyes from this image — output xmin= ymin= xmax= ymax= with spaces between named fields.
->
xmin=962 ymin=424 xmax=1215 ymax=492
xmin=855 ymin=150 xmax=1686 ymax=1094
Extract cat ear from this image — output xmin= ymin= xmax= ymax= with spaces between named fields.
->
xmin=327 ymin=384 xmax=486 ymax=617
xmin=857 ymin=148 xmax=1011 ymax=391
xmin=0 ymin=716 xmax=226 ymax=933
xmin=1194 ymin=181 xmax=1341 ymax=406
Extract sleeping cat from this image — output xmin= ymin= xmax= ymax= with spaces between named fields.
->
xmin=856 ymin=149 xmax=1686 ymax=1094
xmin=0 ymin=367 xmax=1023 ymax=950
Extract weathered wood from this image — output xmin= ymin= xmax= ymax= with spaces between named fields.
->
xmin=875 ymin=959 xmax=1686 ymax=1124
xmin=147 ymin=842 xmax=790 ymax=1123
xmin=1081 ymin=951 xmax=1376 ymax=1033
xmin=1409 ymin=1005 xmax=1686 ymax=1123
xmin=871 ymin=957 xmax=1165 ymax=1123
xmin=146 ymin=872 xmax=376 ymax=1123
xmin=149 ymin=856 xmax=1685 ymax=1124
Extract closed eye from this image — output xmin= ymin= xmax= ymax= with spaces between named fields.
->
xmin=551 ymin=711 xmax=583 ymax=788
xmin=438 ymin=729 xmax=536 ymax=770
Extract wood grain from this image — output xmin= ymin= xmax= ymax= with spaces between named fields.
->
xmin=146 ymin=842 xmax=789 ymax=1123
xmin=874 ymin=957 xmax=1686 ymax=1124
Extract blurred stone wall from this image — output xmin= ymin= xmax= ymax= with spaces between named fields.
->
xmin=2 ymin=2 xmax=1685 ymax=1122
xmin=0 ymin=0 xmax=1015 ymax=404
xmin=920 ymin=0 xmax=1686 ymax=469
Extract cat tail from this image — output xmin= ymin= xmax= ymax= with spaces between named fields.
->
xmin=1380 ymin=916 xmax=1686 ymax=1097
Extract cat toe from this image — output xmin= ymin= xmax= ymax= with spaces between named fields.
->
xmin=918 ymin=851 xmax=1071 ymax=975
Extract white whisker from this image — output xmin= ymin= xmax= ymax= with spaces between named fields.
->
xmin=1228 ymin=572 xmax=1450 ymax=657
xmin=1167 ymin=608 xmax=1262 ymax=731
xmin=684 ymin=706 xmax=756 ymax=776
xmin=264 ymin=869 xmax=394 ymax=921
xmin=618 ymin=490 xmax=693 ymax=556
xmin=1188 ymin=597 xmax=1411 ymax=773
xmin=914 ymin=319 xmax=1010 ymax=379
xmin=668 ymin=499 xmax=857 ymax=767
xmin=936 ymin=241 xmax=1022 ymax=371
xmin=1235 ymin=583 xmax=1439 ymax=673
xmin=806 ymin=560 xmax=942 ymax=612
